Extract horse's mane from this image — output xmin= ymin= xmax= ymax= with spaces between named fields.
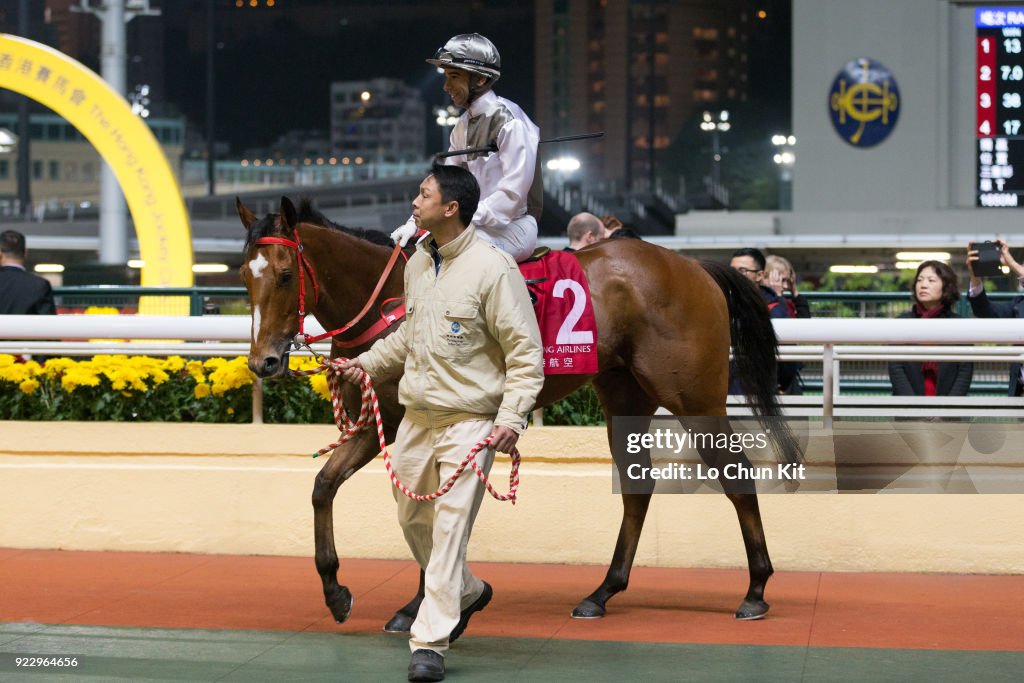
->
xmin=243 ymin=198 xmax=395 ymax=251
xmin=296 ymin=198 xmax=395 ymax=247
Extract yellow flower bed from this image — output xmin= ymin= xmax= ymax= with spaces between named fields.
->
xmin=0 ymin=354 xmax=334 ymax=423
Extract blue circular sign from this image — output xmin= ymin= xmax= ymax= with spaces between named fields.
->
xmin=828 ymin=57 xmax=900 ymax=148
xmin=450 ymin=321 xmax=461 ymax=333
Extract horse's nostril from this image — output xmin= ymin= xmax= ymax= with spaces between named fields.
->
xmin=263 ymin=356 xmax=280 ymax=373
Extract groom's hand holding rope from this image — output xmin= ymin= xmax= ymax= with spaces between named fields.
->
xmin=337 ymin=357 xmax=364 ymax=385
xmin=488 ymin=425 xmax=519 ymax=454
xmin=334 ymin=357 xmax=522 ymax=502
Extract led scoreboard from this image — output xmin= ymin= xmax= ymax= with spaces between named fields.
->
xmin=977 ymin=7 xmax=1024 ymax=207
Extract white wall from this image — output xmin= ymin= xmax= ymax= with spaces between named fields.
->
xmin=2 ymin=422 xmax=1022 ymax=574
xmin=772 ymin=1 xmax=1024 ymax=236
xmin=793 ymin=0 xmax=950 ymax=212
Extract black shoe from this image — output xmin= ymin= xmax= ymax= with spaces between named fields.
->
xmin=408 ymin=649 xmax=444 ymax=682
xmin=449 ymin=581 xmax=492 ymax=643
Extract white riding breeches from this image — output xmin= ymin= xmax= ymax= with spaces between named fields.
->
xmin=475 ymin=214 xmax=538 ymax=263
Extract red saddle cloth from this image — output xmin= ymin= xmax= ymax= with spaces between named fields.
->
xmin=518 ymin=251 xmax=598 ymax=375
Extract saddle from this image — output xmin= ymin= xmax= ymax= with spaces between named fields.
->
xmin=522 ymin=247 xmax=551 ymax=303
xmin=517 ymin=250 xmax=598 ymax=375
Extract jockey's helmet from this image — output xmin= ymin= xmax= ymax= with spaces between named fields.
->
xmin=427 ymin=33 xmax=501 ymax=84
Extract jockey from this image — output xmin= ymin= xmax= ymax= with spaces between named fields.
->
xmin=390 ymin=33 xmax=543 ymax=263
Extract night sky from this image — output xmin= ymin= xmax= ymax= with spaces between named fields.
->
xmin=0 ymin=0 xmax=789 ymax=157
xmin=158 ymin=0 xmax=789 ymax=156
xmin=161 ymin=0 xmax=536 ymax=154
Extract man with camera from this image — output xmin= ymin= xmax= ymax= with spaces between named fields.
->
xmin=966 ymin=239 xmax=1024 ymax=396
xmin=727 ymin=247 xmax=797 ymax=395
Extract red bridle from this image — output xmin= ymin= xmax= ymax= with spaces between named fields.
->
xmin=253 ymin=226 xmax=407 ymax=348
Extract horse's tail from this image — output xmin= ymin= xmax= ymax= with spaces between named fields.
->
xmin=700 ymin=260 xmax=802 ymax=465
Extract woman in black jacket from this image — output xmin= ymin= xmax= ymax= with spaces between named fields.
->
xmin=888 ymin=260 xmax=973 ymax=396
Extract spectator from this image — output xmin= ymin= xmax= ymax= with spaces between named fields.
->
xmin=0 ymin=229 xmax=56 ymax=315
xmin=599 ymin=214 xmax=642 ymax=240
xmin=728 ymin=247 xmax=796 ymax=394
xmin=763 ymin=255 xmax=807 ymax=394
xmin=564 ymin=212 xmax=604 ymax=252
xmin=765 ymin=255 xmax=811 ymax=319
xmin=966 ymin=239 xmax=1024 ymax=396
xmin=888 ymin=261 xmax=973 ymax=397
xmin=730 ymin=248 xmax=790 ymax=320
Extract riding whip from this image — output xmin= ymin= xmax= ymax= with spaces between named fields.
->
xmin=434 ymin=132 xmax=604 ymax=160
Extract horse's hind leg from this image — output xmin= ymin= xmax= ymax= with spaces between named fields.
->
xmin=725 ymin=492 xmax=773 ymax=619
xmin=572 ymin=369 xmax=657 ymax=619
xmin=684 ymin=415 xmax=774 ymax=620
xmin=633 ymin=352 xmax=777 ymax=621
xmin=572 ymin=493 xmax=652 ymax=619
xmin=312 ymin=429 xmax=381 ymax=623
xmin=382 ymin=569 xmax=424 ymax=633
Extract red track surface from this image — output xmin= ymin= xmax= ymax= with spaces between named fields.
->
xmin=1 ymin=548 xmax=1020 ymax=651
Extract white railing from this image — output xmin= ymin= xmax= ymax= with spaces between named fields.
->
xmin=2 ymin=316 xmax=1022 ymax=423
xmin=746 ymin=319 xmax=1023 ymax=424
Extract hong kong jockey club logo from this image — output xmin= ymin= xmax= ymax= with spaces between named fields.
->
xmin=450 ymin=321 xmax=461 ymax=333
xmin=828 ymin=57 xmax=900 ymax=148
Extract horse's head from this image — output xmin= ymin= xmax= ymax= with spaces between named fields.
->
xmin=238 ymin=196 xmax=306 ymax=378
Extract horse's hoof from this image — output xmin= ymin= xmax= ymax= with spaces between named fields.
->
xmin=326 ymin=585 xmax=354 ymax=624
xmin=383 ymin=611 xmax=415 ymax=633
xmin=571 ymin=599 xmax=606 ymax=619
xmin=735 ymin=599 xmax=769 ymax=620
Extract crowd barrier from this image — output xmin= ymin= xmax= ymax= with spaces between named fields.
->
xmin=2 ymin=316 xmax=1021 ymax=422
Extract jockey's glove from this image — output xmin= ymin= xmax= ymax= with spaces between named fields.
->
xmin=390 ymin=223 xmax=418 ymax=247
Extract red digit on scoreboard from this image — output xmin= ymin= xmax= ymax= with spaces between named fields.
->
xmin=978 ymin=34 xmax=998 ymax=137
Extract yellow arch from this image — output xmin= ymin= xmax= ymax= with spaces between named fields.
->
xmin=0 ymin=34 xmax=193 ymax=294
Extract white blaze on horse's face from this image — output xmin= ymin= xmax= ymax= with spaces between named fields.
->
xmin=249 ymin=252 xmax=269 ymax=279
xmin=252 ymin=305 xmax=261 ymax=342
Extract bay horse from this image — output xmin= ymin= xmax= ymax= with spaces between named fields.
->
xmin=237 ymin=196 xmax=800 ymax=628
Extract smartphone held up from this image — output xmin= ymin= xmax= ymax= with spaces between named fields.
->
xmin=970 ymin=241 xmax=1003 ymax=278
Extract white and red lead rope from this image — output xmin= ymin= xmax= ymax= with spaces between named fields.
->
xmin=292 ymin=356 xmax=520 ymax=504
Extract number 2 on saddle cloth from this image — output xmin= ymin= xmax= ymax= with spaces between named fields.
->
xmin=519 ymin=251 xmax=599 ymax=375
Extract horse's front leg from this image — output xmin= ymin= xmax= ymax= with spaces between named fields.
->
xmin=312 ymin=427 xmax=381 ymax=623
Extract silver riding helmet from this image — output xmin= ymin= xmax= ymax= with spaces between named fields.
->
xmin=427 ymin=33 xmax=501 ymax=83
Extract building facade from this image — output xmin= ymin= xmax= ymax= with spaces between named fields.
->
xmin=534 ymin=0 xmax=753 ymax=190
xmin=330 ymin=78 xmax=425 ymax=163
xmin=0 ymin=112 xmax=184 ymax=213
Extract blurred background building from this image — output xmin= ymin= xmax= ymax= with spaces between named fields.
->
xmin=0 ymin=111 xmax=183 ymax=214
xmin=0 ymin=0 xmax=1020 ymax=288
xmin=330 ymin=78 xmax=425 ymax=163
xmin=535 ymin=0 xmax=753 ymax=195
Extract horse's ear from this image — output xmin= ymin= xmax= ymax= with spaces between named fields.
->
xmin=280 ymin=196 xmax=298 ymax=230
xmin=236 ymin=197 xmax=257 ymax=231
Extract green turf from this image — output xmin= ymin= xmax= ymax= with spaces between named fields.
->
xmin=1 ymin=622 xmax=1021 ymax=682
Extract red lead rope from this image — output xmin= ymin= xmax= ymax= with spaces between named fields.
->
xmin=292 ymin=356 xmax=521 ymax=504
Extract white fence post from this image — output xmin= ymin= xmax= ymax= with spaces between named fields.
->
xmin=822 ymin=343 xmax=834 ymax=429
xmin=252 ymin=377 xmax=264 ymax=425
